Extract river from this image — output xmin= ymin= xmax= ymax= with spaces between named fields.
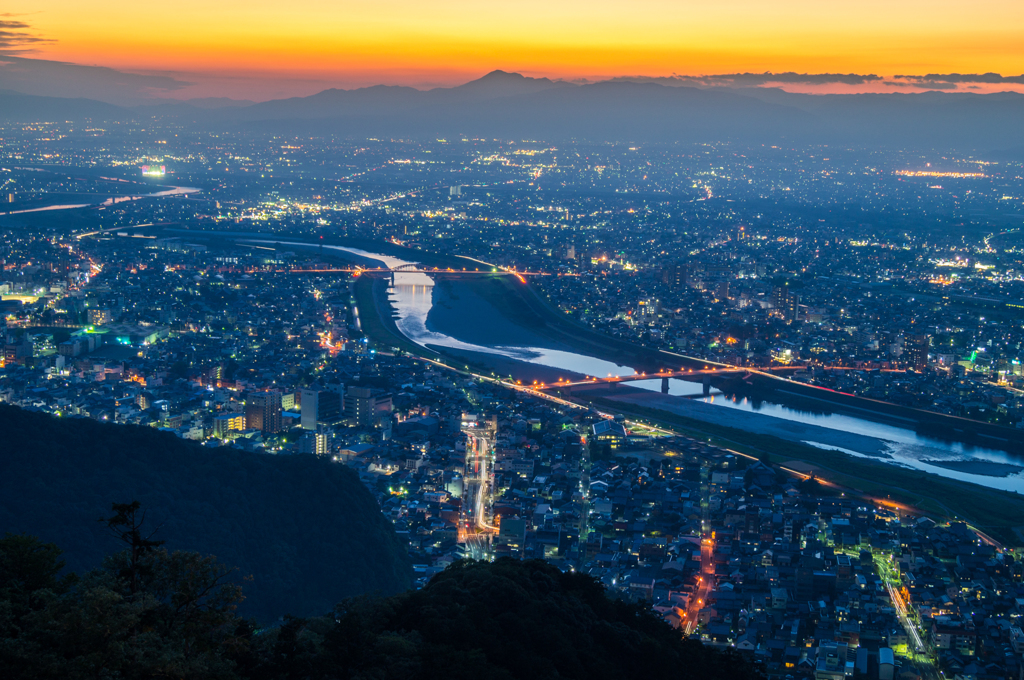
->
xmin=252 ymin=237 xmax=1024 ymax=492
xmin=0 ymin=185 xmax=199 ymax=215
xmin=626 ymin=379 xmax=1024 ymax=492
xmin=250 ymin=239 xmax=636 ymax=379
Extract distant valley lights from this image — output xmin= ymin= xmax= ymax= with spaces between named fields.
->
xmin=895 ymin=169 xmax=985 ymax=179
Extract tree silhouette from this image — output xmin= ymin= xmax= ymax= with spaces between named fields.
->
xmin=2 ymin=507 xmax=248 ymax=680
xmin=102 ymin=500 xmax=165 ymax=597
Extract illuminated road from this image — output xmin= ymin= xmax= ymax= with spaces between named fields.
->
xmin=878 ymin=557 xmax=926 ymax=653
xmin=685 ymin=537 xmax=715 ymax=635
xmin=74 ymin=222 xmax=157 ymax=239
xmin=462 ymin=431 xmax=497 ymax=536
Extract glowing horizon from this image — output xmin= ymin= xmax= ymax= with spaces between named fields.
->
xmin=3 ymin=0 xmax=1024 ymax=100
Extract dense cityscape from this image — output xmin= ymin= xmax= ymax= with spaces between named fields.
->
xmin=3 ymin=120 xmax=1024 ymax=680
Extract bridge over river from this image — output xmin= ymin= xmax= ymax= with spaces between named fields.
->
xmin=550 ymin=366 xmax=802 ymax=394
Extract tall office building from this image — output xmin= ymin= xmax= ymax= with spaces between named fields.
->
xmin=3 ymin=332 xmax=33 ymax=366
xmin=904 ymin=334 xmax=931 ymax=371
xmin=300 ymin=387 xmax=343 ymax=430
xmin=88 ymin=308 xmax=114 ymax=325
xmin=715 ymin=280 xmax=730 ymax=301
xmin=299 ymin=427 xmax=332 ymax=456
xmin=639 ymin=297 xmax=660 ymax=318
xmin=772 ymin=285 xmax=800 ymax=322
xmin=245 ymin=390 xmax=283 ymax=434
xmin=661 ymin=262 xmax=688 ymax=288
xmin=345 ymin=385 xmax=392 ymax=428
xmin=213 ymin=413 xmax=246 ymax=438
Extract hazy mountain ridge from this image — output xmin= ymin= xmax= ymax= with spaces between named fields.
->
xmin=0 ymin=89 xmax=125 ymax=121
xmin=2 ymin=71 xmax=1023 ymax=150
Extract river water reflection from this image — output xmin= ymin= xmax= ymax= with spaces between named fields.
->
xmin=289 ymin=242 xmax=636 ymax=378
xmin=1 ymin=185 xmax=199 ymax=215
xmin=266 ymin=239 xmax=1024 ymax=492
xmin=629 ymin=383 xmax=1024 ymax=492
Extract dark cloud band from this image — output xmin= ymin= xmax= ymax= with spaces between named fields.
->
xmin=893 ymin=73 xmax=1024 ymax=85
xmin=607 ymin=72 xmax=886 ymax=88
xmin=0 ymin=19 xmax=52 ymax=51
xmin=608 ymin=71 xmax=1024 ymax=91
xmin=693 ymin=72 xmax=885 ymax=86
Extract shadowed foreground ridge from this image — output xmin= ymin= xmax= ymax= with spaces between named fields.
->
xmin=0 ymin=404 xmax=413 ymax=621
xmin=0 ymin=536 xmax=759 ymax=679
xmin=278 ymin=558 xmax=762 ymax=680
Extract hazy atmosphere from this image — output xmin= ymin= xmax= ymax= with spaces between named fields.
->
xmin=2 ymin=2 xmax=1024 ymax=680
xmin=3 ymin=0 xmax=1024 ymax=100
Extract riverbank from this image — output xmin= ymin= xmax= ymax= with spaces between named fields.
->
xmin=464 ymin=275 xmax=704 ymax=373
xmin=594 ymin=388 xmax=892 ymax=457
xmin=159 ymin=228 xmax=488 ymax=272
xmin=723 ymin=372 xmax=1024 ymax=455
xmin=354 ymin=274 xmax=563 ymax=384
xmin=427 ymin=278 xmax=564 ymax=348
xmin=427 ymin=345 xmax=584 ymax=384
xmin=353 ymin=275 xmax=439 ymax=358
xmin=920 ymin=459 xmax=1024 ymax=477
xmin=578 ymin=393 xmax=1024 ymax=546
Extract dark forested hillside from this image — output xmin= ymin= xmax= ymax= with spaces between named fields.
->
xmin=0 ymin=404 xmax=412 ymax=621
xmin=255 ymin=558 xmax=760 ymax=680
xmin=0 ymin=541 xmax=761 ymax=680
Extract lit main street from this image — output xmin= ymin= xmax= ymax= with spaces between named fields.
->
xmin=685 ymin=536 xmax=715 ymax=636
xmin=459 ymin=412 xmax=498 ymax=562
xmin=464 ymin=431 xmax=496 ymax=533
xmin=876 ymin=554 xmax=928 ymax=656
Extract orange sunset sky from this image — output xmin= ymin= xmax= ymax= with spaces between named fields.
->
xmin=3 ymin=0 xmax=1024 ymax=101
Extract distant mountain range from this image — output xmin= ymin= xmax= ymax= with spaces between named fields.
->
xmin=3 ymin=70 xmax=1024 ymax=151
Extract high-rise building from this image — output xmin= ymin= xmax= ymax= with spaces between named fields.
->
xmin=300 ymin=387 xmax=343 ymax=430
xmin=245 ymin=390 xmax=283 ymax=433
xmin=88 ymin=308 xmax=113 ymax=326
xmin=904 ymin=333 xmax=931 ymax=370
xmin=3 ymin=332 xmax=33 ymax=366
xmin=345 ymin=385 xmax=392 ymax=427
xmin=661 ymin=262 xmax=688 ymax=288
xmin=298 ymin=427 xmax=331 ymax=456
xmin=772 ymin=285 xmax=800 ymax=322
xmin=715 ymin=280 xmax=730 ymax=301
xmin=213 ymin=413 xmax=246 ymax=438
xmin=638 ymin=297 xmax=660 ymax=318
